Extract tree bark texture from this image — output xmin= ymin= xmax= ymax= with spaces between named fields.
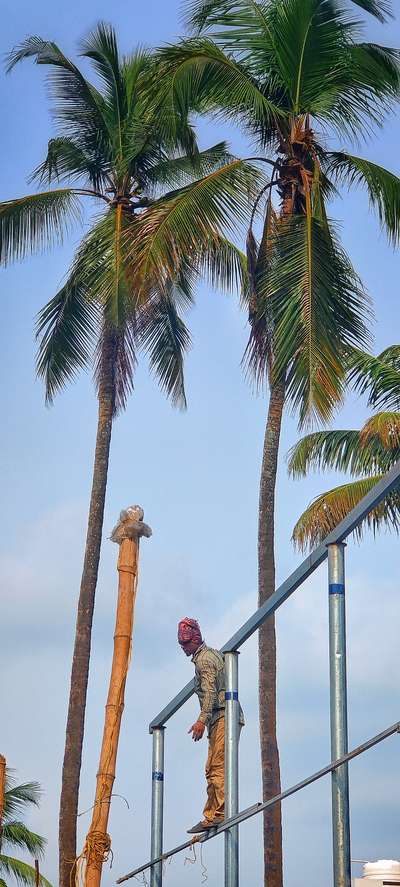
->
xmin=258 ymin=377 xmax=286 ymax=887
xmin=59 ymin=335 xmax=116 ymax=887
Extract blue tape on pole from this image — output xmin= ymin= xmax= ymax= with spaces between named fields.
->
xmin=329 ymin=583 xmax=345 ymax=595
xmin=225 ymin=691 xmax=239 ymax=701
xmin=152 ymin=771 xmax=164 ymax=781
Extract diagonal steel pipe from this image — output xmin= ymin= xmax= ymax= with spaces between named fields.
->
xmin=118 ymin=721 xmax=400 ymax=883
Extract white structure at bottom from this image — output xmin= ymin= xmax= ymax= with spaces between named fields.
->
xmin=354 ymin=860 xmax=400 ymax=885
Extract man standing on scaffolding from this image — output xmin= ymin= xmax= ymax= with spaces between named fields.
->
xmin=178 ymin=617 xmax=244 ymax=834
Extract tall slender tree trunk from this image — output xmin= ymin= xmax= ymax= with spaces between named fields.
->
xmin=59 ymin=334 xmax=116 ymax=887
xmin=258 ymin=376 xmax=285 ymax=887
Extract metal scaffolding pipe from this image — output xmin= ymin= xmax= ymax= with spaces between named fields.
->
xmin=117 ymin=721 xmax=400 ymax=884
xmin=149 ymin=460 xmax=400 ymax=732
xmin=328 ymin=543 xmax=351 ymax=887
xmin=150 ymin=728 xmax=165 ymax=887
xmin=224 ymin=652 xmax=240 ymax=887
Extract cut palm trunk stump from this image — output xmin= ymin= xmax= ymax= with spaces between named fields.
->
xmin=82 ymin=506 xmax=152 ymax=887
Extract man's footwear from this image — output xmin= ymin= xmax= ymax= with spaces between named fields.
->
xmin=187 ymin=821 xmax=209 ymax=834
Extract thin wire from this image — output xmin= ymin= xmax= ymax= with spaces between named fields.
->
xmin=78 ymin=794 xmax=130 ymax=818
xmin=199 ymin=844 xmax=208 ymax=884
xmin=184 ymin=844 xmax=197 ymax=867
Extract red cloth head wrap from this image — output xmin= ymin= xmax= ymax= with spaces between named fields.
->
xmin=178 ymin=617 xmax=202 ymax=646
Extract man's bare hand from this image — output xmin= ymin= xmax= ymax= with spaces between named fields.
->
xmin=188 ymin=720 xmax=205 ymax=741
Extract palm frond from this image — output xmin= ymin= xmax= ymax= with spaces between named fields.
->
xmin=287 ymin=428 xmax=397 ymax=478
xmin=35 ymin=269 xmax=100 ymax=404
xmin=348 ymin=0 xmax=393 ymax=21
xmin=264 ymin=0 xmax=351 ymax=115
xmin=154 ymin=39 xmax=284 ymax=145
xmin=4 ymin=782 xmax=41 ymax=819
xmin=143 ymin=142 xmax=232 ymax=191
xmin=80 ymin=22 xmax=126 ymax=155
xmin=0 ymin=856 xmax=53 ymax=887
xmin=137 ymin=294 xmax=191 ymax=408
xmin=6 ymin=36 xmax=108 ymax=147
xmin=30 ymin=138 xmax=106 ymax=191
xmin=0 ymin=191 xmax=81 ymax=265
xmin=194 ymin=234 xmax=249 ymax=298
xmin=326 ymin=152 xmax=400 ymax=245
xmin=186 ymin=0 xmax=272 ymax=38
xmin=244 ymin=195 xmax=277 ymax=385
xmin=132 ymin=160 xmax=261 ymax=290
xmin=292 ymin=475 xmax=400 ymax=551
xmin=360 ymin=411 xmax=400 ymax=448
xmin=186 ymin=0 xmax=392 ymax=35
xmin=348 ymin=346 xmax=400 ymax=410
xmin=270 ymin=215 xmax=371 ymax=426
xmin=1 ymin=823 xmax=45 ymax=858
xmin=129 ymin=158 xmax=263 ymax=296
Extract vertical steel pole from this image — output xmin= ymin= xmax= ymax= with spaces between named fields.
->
xmin=224 ymin=651 xmax=239 ymax=887
xmin=150 ymin=727 xmax=165 ymax=887
xmin=328 ymin=543 xmax=351 ymax=887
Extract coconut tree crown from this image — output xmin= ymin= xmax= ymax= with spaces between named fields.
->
xmin=155 ymin=0 xmax=400 ymax=425
xmin=3 ymin=23 xmax=262 ymax=412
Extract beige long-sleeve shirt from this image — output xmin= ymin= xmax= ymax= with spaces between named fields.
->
xmin=192 ymin=643 xmax=245 ymax=733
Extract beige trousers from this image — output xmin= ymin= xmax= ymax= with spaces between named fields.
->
xmin=203 ymin=717 xmax=225 ymax=823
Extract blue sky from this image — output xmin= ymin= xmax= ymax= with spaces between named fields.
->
xmin=1 ymin=2 xmax=400 ymax=886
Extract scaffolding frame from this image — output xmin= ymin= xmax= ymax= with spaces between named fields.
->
xmin=117 ymin=460 xmax=400 ymax=887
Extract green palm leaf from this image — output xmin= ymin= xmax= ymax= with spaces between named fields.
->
xmin=326 ymin=152 xmax=400 ymax=245
xmin=128 ymin=159 xmax=263 ymax=296
xmin=137 ymin=293 xmax=191 ymax=408
xmin=4 ymin=782 xmax=41 ymax=819
xmin=35 ymin=269 xmax=100 ymax=404
xmin=30 ymin=137 xmax=106 ymax=191
xmin=80 ymin=23 xmax=124 ymax=106
xmin=348 ymin=0 xmax=393 ymax=20
xmin=194 ymin=234 xmax=249 ymax=298
xmin=143 ymin=142 xmax=232 ymax=191
xmin=270 ymin=215 xmax=371 ymax=425
xmin=348 ymin=346 xmax=400 ymax=410
xmin=0 ymin=191 xmax=81 ymax=265
xmin=154 ymin=39 xmax=284 ymax=144
xmin=186 ymin=0 xmax=393 ymax=32
xmin=6 ymin=37 xmax=108 ymax=147
xmin=292 ymin=475 xmax=400 ymax=550
xmin=1 ymin=824 xmax=45 ymax=859
xmin=0 ymin=856 xmax=52 ymax=887
xmin=287 ymin=427 xmax=397 ymax=478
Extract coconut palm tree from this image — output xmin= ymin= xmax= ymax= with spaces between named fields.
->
xmin=0 ymin=772 xmax=52 ymax=887
xmin=289 ymin=346 xmax=400 ymax=548
xmin=152 ymin=1 xmax=400 ymax=882
xmin=2 ymin=25 xmax=261 ymax=887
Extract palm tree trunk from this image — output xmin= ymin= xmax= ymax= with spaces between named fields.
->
xmin=59 ymin=334 xmax=116 ymax=887
xmin=258 ymin=376 xmax=285 ymax=887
